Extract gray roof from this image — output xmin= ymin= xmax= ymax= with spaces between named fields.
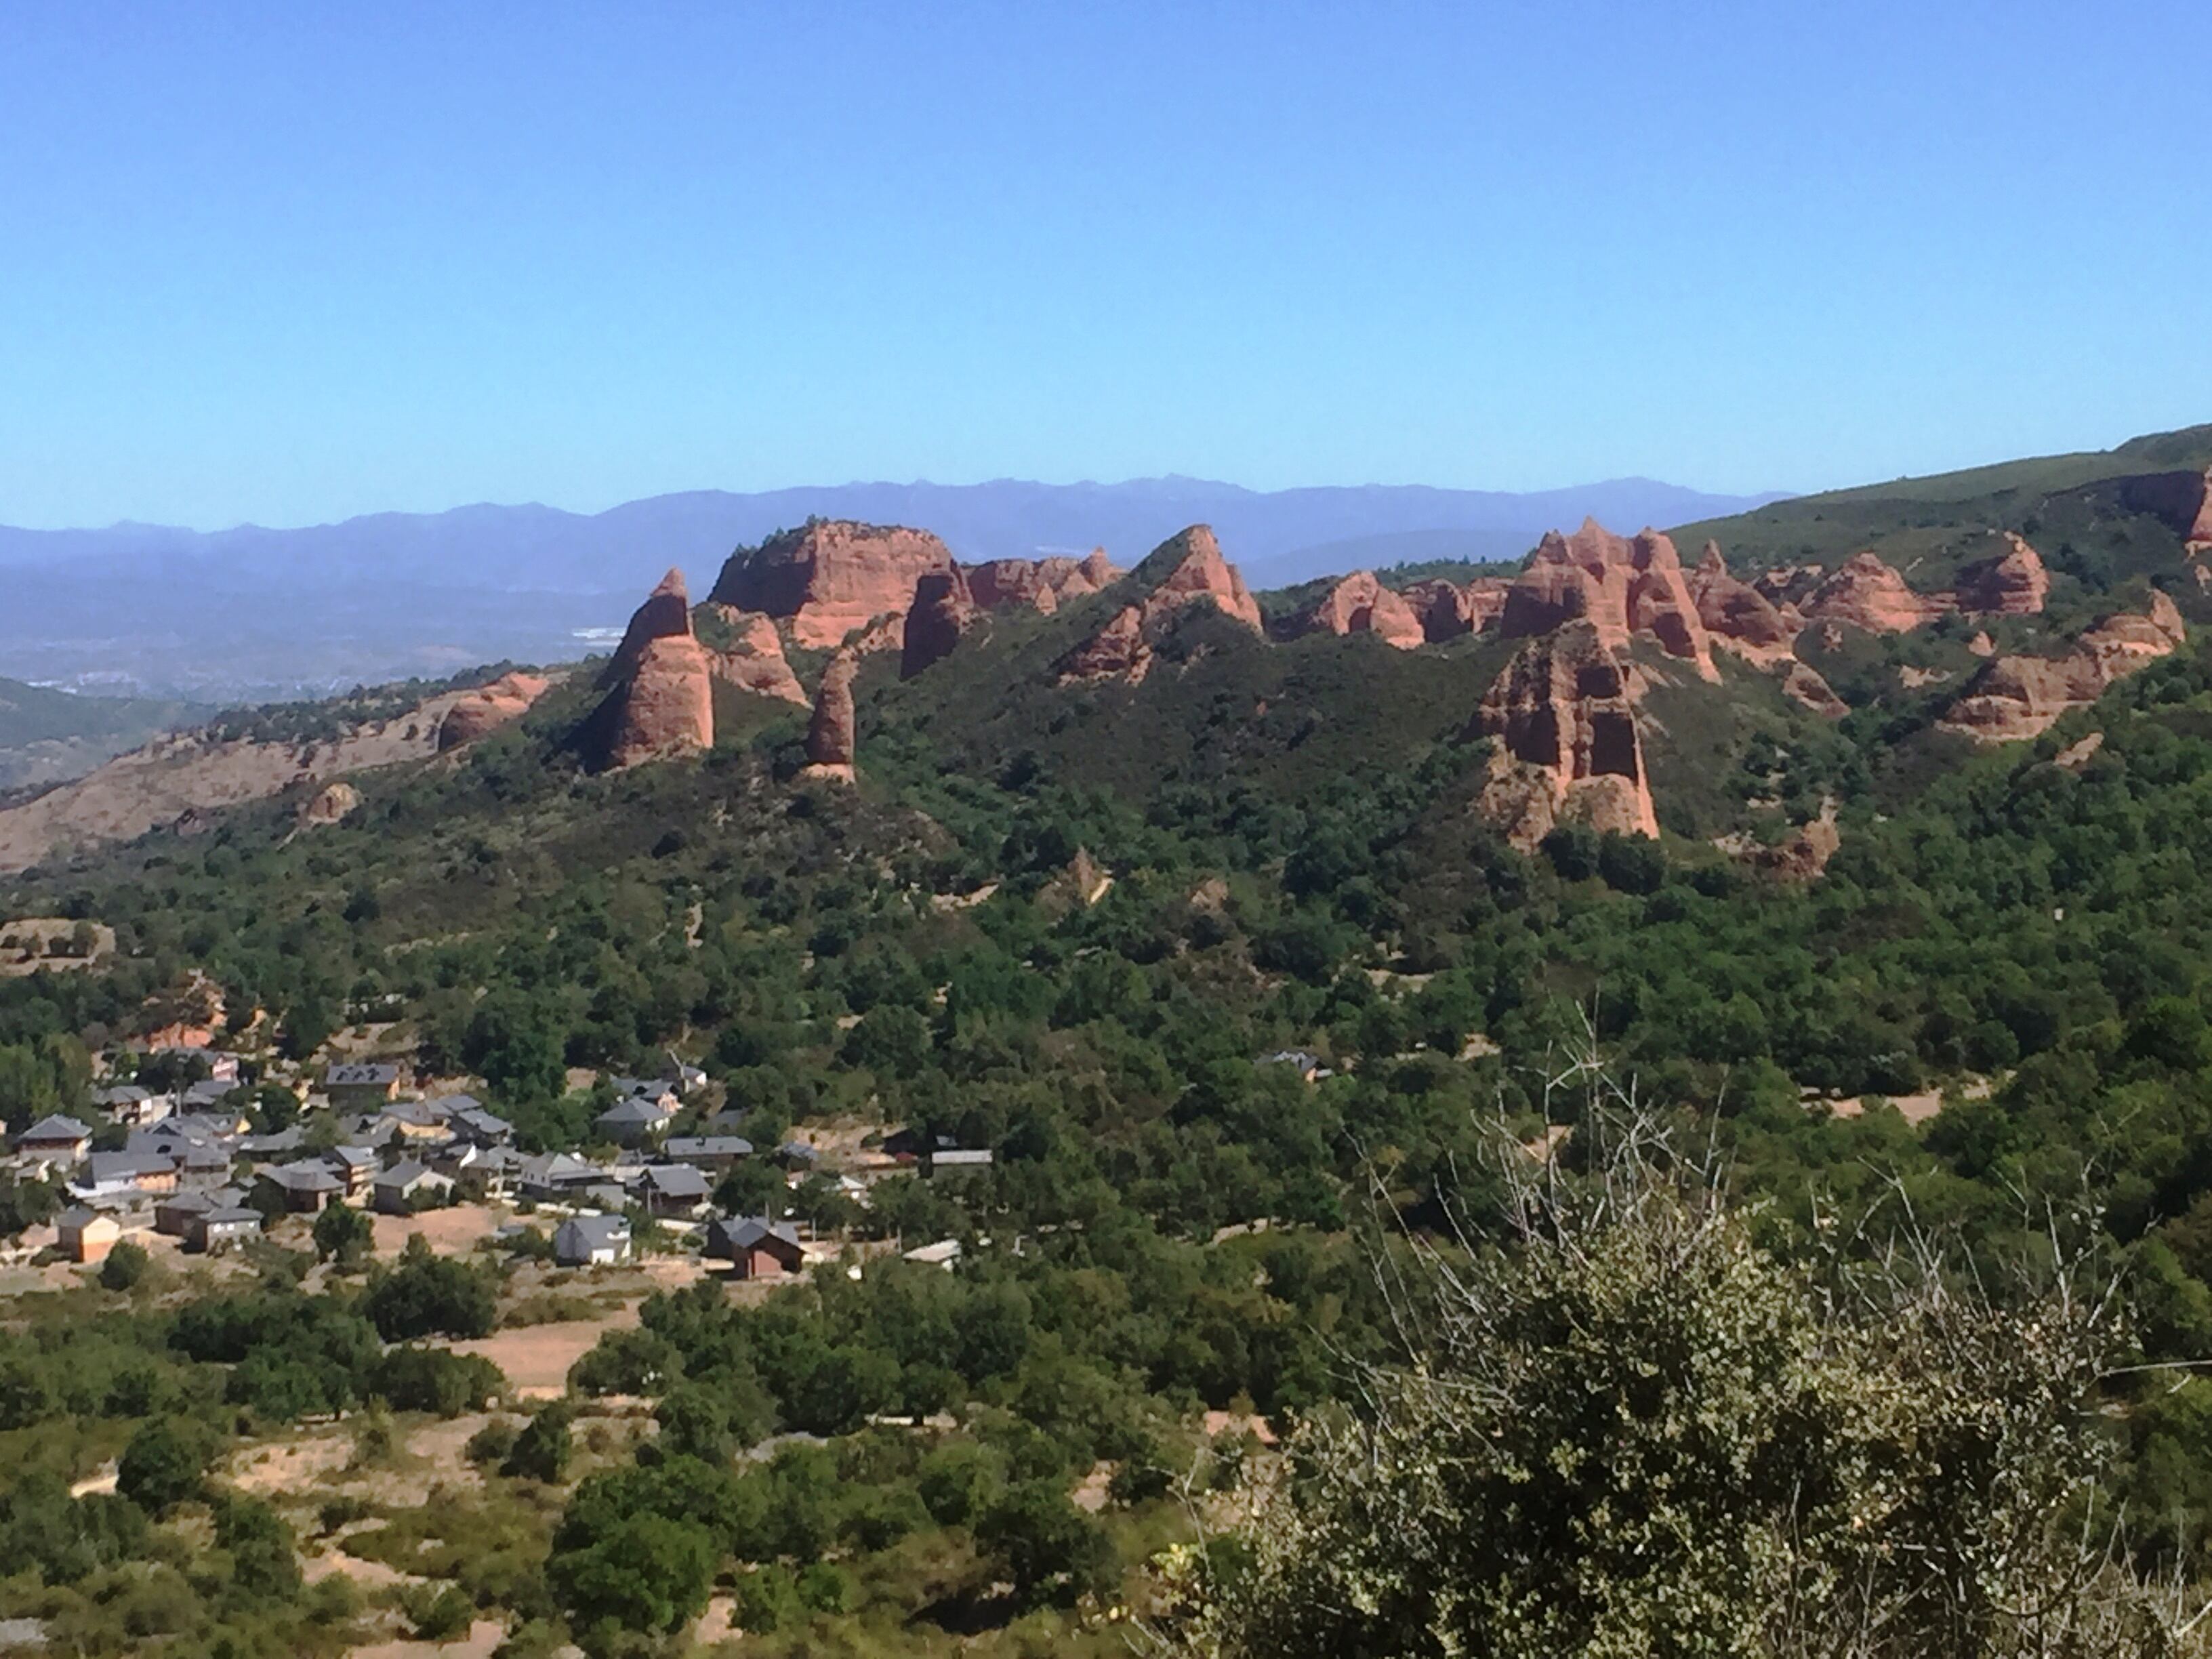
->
xmin=554 ymin=1214 xmax=630 ymax=1252
xmin=711 ymin=1214 xmax=802 ymax=1252
xmin=931 ymin=1148 xmax=994 ymax=1167
xmin=595 ymin=1097 xmax=672 ymax=1127
xmin=198 ymin=1207 xmax=261 ymax=1228
xmin=54 ymin=1205 xmax=103 ymax=1229
xmin=375 ymin=1160 xmax=445 ymax=1190
xmin=518 ymin=1151 xmax=600 ymax=1186
xmin=91 ymin=1086 xmax=150 ymax=1106
xmin=20 ymin=1113 xmax=91 ymax=1143
xmin=325 ymin=1062 xmax=401 ymax=1086
xmin=260 ymin=1163 xmax=342 ymax=1193
xmin=642 ymin=1164 xmax=711 ymax=1199
xmin=664 ymin=1135 xmax=753 ymax=1159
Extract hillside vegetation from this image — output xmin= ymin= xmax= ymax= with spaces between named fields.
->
xmin=4 ymin=426 xmax=2212 ymax=1654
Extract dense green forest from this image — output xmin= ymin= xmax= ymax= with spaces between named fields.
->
xmin=8 ymin=433 xmax=2212 ymax=1653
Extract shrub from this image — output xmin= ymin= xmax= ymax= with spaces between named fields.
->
xmin=98 ymin=1239 xmax=150 ymax=1292
xmin=1161 ymin=1093 xmax=2200 ymax=1658
xmin=117 ymin=1418 xmax=211 ymax=1515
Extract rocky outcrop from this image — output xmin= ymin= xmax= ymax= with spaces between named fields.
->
xmin=1801 ymin=552 xmax=1946 ymax=634
xmin=1953 ymin=533 xmax=2049 ymax=616
xmin=966 ymin=551 xmax=1118 ymax=614
xmin=709 ymin=521 xmax=956 ymax=649
xmin=705 ymin=609 xmax=809 ymax=707
xmin=1293 ymin=571 xmax=1425 ymax=649
xmin=1057 ymin=525 xmax=1261 ymax=684
xmin=2077 ymin=467 xmax=2212 ymax=550
xmin=435 ymin=672 xmax=552 ymax=751
xmin=1737 ymin=801 xmax=1841 ymax=882
xmin=802 ymin=651 xmax=859 ymax=781
xmin=1501 ymin=519 xmax=1717 ymax=680
xmin=1778 ymin=661 xmax=1849 ymax=719
xmin=298 ymin=781 xmax=360 ymax=827
xmin=1688 ymin=542 xmax=1799 ymax=665
xmin=587 ymin=569 xmax=714 ymax=771
xmin=902 ymin=552 xmax=1122 ymax=678
xmin=1937 ymin=591 xmax=2187 ymax=742
xmin=900 ymin=569 xmax=978 ymax=678
xmin=1401 ymin=578 xmax=1508 ymax=641
xmin=1472 ymin=621 xmax=1659 ymax=851
xmin=1058 ymin=605 xmax=1151 ymax=683
xmin=1402 ymin=579 xmax=1474 ymax=640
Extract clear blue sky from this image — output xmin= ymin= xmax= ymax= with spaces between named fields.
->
xmin=3 ymin=1 xmax=2208 ymax=531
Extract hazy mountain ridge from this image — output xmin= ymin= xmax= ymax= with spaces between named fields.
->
xmin=0 ymin=476 xmax=1778 ymax=701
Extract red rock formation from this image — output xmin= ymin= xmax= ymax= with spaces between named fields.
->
xmin=802 ymin=651 xmax=859 ymax=781
xmin=1688 ymin=541 xmax=1799 ymax=665
xmin=965 ymin=552 xmax=1118 ymax=615
xmin=1502 ymin=522 xmax=1630 ymax=644
xmin=1744 ymin=802 xmax=1841 ymax=881
xmin=1938 ymin=590 xmax=2186 ymax=741
xmin=298 ymin=781 xmax=360 ymax=827
xmin=1402 ymin=579 xmax=1475 ymax=640
xmin=1953 ymin=533 xmax=2050 ymax=616
xmin=1057 ymin=525 xmax=1261 ymax=684
xmin=901 ymin=569 xmax=978 ymax=678
xmin=709 ymin=521 xmax=956 ymax=649
xmin=1404 ymin=578 xmax=1508 ymax=641
xmin=1473 ymin=620 xmax=1659 ymax=851
xmin=588 ymin=569 xmax=714 ymax=770
xmin=705 ymin=609 xmax=808 ymax=707
xmin=436 ymin=672 xmax=552 ymax=752
xmin=2080 ymin=467 xmax=2212 ymax=549
xmin=1778 ymin=661 xmax=1849 ymax=719
xmin=1802 ymin=552 xmax=1945 ymax=634
xmin=1467 ymin=578 xmax=1509 ymax=633
xmin=1293 ymin=571 xmax=1425 ymax=649
xmin=1501 ymin=519 xmax=1716 ymax=678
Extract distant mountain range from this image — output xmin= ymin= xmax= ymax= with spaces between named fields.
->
xmin=0 ymin=476 xmax=1783 ymax=701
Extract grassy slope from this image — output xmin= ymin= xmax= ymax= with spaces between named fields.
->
xmin=1671 ymin=423 xmax=2212 ymax=587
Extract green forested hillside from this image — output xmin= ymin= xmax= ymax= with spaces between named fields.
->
xmin=5 ymin=429 xmax=2212 ymax=1654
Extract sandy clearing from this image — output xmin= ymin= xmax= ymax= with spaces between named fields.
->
xmin=449 ymin=1309 xmax=641 ymax=1397
xmin=694 ymin=1595 xmax=740 ymax=1644
xmin=228 ymin=1433 xmax=356 ymax=1494
xmin=346 ymin=1617 xmax=506 ymax=1659
xmin=371 ymin=1205 xmax=503 ymax=1258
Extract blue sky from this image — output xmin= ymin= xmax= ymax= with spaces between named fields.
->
xmin=2 ymin=1 xmax=2208 ymax=530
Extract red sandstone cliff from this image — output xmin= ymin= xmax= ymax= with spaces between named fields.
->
xmin=902 ymin=552 xmax=1123 ymax=677
xmin=1292 ymin=571 xmax=1425 ymax=649
xmin=1501 ymin=519 xmax=1717 ymax=680
xmin=1687 ymin=542 xmax=1799 ymax=665
xmin=802 ymin=651 xmax=859 ymax=781
xmin=900 ymin=569 xmax=978 ymax=678
xmin=1952 ymin=533 xmax=2050 ymax=617
xmin=709 ymin=521 xmax=956 ymax=650
xmin=586 ymin=569 xmax=714 ymax=770
xmin=1401 ymin=578 xmax=1507 ymax=641
xmin=1057 ymin=525 xmax=1261 ymax=684
xmin=1472 ymin=620 xmax=1659 ymax=851
xmin=1938 ymin=590 xmax=2186 ymax=742
xmin=1801 ymin=552 xmax=1946 ymax=634
xmin=436 ymin=672 xmax=552 ymax=752
xmin=705 ymin=608 xmax=809 ymax=707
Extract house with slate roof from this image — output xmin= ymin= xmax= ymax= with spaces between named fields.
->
xmin=553 ymin=1214 xmax=632 ymax=1267
xmin=705 ymin=1215 xmax=806 ymax=1279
